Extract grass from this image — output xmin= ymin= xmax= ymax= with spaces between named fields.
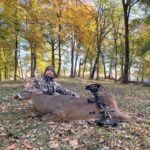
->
xmin=0 ymin=78 xmax=150 ymax=149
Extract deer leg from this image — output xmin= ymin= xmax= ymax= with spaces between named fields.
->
xmin=51 ymin=109 xmax=67 ymax=122
xmin=38 ymin=113 xmax=63 ymax=122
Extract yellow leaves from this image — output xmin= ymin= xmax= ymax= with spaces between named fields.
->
xmin=0 ymin=49 xmax=5 ymax=62
xmin=143 ymin=56 xmax=150 ymax=77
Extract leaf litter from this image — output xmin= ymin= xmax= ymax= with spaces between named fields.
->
xmin=0 ymin=78 xmax=149 ymax=149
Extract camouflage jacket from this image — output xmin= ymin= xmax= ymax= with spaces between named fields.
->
xmin=35 ymin=77 xmax=79 ymax=97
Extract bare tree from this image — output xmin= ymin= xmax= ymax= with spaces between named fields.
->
xmin=90 ymin=1 xmax=112 ymax=79
xmin=122 ymin=0 xmax=139 ymax=83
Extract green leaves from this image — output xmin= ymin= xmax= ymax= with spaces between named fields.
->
xmin=140 ymin=41 xmax=150 ymax=54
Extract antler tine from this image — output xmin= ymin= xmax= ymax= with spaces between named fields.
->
xmin=24 ymin=75 xmax=37 ymax=83
xmin=14 ymin=75 xmax=27 ymax=82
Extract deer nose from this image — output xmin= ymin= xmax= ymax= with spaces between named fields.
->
xmin=14 ymin=94 xmax=19 ymax=99
xmin=14 ymin=93 xmax=24 ymax=100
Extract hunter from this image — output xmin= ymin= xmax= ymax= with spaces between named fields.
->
xmin=35 ymin=66 xmax=79 ymax=97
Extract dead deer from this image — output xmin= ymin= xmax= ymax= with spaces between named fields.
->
xmin=15 ymin=80 xmax=150 ymax=125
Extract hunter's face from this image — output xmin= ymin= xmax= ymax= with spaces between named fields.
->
xmin=45 ymin=70 xmax=54 ymax=78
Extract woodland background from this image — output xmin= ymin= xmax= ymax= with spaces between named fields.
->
xmin=0 ymin=0 xmax=150 ymax=83
xmin=0 ymin=1 xmax=150 ymax=149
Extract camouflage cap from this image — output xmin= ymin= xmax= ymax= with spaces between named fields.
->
xmin=44 ymin=66 xmax=57 ymax=78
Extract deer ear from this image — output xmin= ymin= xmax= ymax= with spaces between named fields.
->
xmin=24 ymin=82 xmax=32 ymax=88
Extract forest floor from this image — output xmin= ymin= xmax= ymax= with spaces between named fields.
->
xmin=0 ymin=78 xmax=150 ymax=150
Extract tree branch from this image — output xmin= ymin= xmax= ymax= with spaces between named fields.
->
xmin=127 ymin=0 xmax=139 ymax=18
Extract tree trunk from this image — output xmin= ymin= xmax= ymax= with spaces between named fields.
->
xmin=74 ymin=52 xmax=79 ymax=77
xmin=136 ymin=63 xmax=141 ymax=83
xmin=82 ymin=60 xmax=87 ymax=79
xmin=108 ymin=57 xmax=113 ymax=79
xmin=57 ymin=28 xmax=61 ymax=77
xmin=114 ymin=38 xmax=118 ymax=81
xmin=31 ymin=48 xmax=34 ymax=78
xmin=90 ymin=45 xmax=100 ymax=79
xmin=82 ymin=49 xmax=89 ymax=79
xmin=70 ymin=33 xmax=75 ymax=77
xmin=56 ymin=7 xmax=62 ymax=77
xmin=123 ymin=9 xmax=129 ymax=83
xmin=122 ymin=0 xmax=135 ymax=83
xmin=51 ymin=41 xmax=55 ymax=69
xmin=14 ymin=7 xmax=19 ymax=81
xmin=99 ymin=50 xmax=106 ymax=79
xmin=30 ymin=43 xmax=36 ymax=78
xmin=119 ymin=36 xmax=124 ymax=79
xmin=89 ymin=60 xmax=93 ymax=78
xmin=45 ymin=38 xmax=56 ymax=70
xmin=18 ymin=48 xmax=23 ymax=78
xmin=4 ymin=66 xmax=7 ymax=81
xmin=90 ymin=17 xmax=100 ymax=80
xmin=90 ymin=55 xmax=98 ymax=79
xmin=90 ymin=25 xmax=106 ymax=79
xmin=14 ymin=35 xmax=18 ymax=81
xmin=141 ymin=66 xmax=144 ymax=83
xmin=0 ymin=70 xmax=1 ymax=81
xmin=96 ymin=61 xmax=100 ymax=80
xmin=129 ymin=38 xmax=135 ymax=81
xmin=34 ymin=52 xmax=36 ymax=75
xmin=141 ymin=58 xmax=144 ymax=83
xmin=90 ymin=50 xmax=107 ymax=80
xmin=78 ymin=58 xmax=82 ymax=77
xmin=111 ymin=10 xmax=121 ymax=81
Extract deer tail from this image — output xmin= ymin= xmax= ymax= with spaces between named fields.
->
xmin=115 ymin=113 xmax=150 ymax=124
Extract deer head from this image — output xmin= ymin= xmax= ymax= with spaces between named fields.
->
xmin=15 ymin=78 xmax=43 ymax=100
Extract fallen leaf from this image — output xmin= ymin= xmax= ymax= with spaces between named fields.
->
xmin=62 ymin=137 xmax=69 ymax=142
xmin=49 ymin=143 xmax=59 ymax=149
xmin=69 ymin=139 xmax=78 ymax=148
xmin=7 ymin=144 xmax=16 ymax=150
xmin=101 ymin=146 xmax=110 ymax=150
xmin=24 ymin=142 xmax=32 ymax=149
xmin=66 ymin=129 xmax=76 ymax=135
xmin=76 ymin=144 xmax=86 ymax=150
